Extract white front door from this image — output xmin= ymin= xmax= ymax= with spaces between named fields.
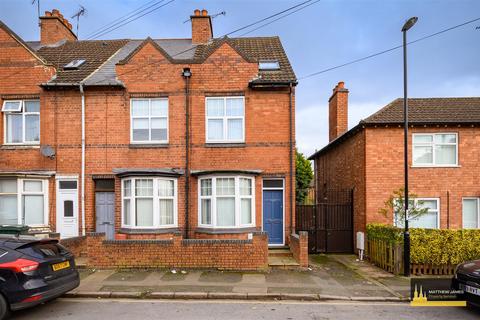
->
xmin=56 ymin=179 xmax=79 ymax=238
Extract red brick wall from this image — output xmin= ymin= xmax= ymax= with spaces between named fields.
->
xmin=85 ymin=232 xmax=268 ymax=270
xmin=328 ymin=82 xmax=348 ymax=142
xmin=289 ymin=232 xmax=308 ymax=267
xmin=365 ymin=126 xmax=480 ymax=230
xmin=191 ymin=14 xmax=212 ymax=44
xmin=0 ymin=26 xmax=295 ymax=245
xmin=60 ymin=236 xmax=87 ymax=258
xmin=314 ymin=129 xmax=366 ymax=239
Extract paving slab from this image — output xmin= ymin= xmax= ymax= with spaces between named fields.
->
xmin=240 ymin=273 xmax=266 ymax=284
xmin=199 ymin=271 xmax=243 ymax=283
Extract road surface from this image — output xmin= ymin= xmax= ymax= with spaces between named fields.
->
xmin=10 ymin=299 xmax=480 ymax=320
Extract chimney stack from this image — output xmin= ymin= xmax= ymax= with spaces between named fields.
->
xmin=191 ymin=9 xmax=213 ymax=44
xmin=328 ymin=81 xmax=349 ymax=142
xmin=40 ymin=9 xmax=77 ymax=45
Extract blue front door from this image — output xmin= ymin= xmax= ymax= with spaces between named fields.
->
xmin=263 ymin=190 xmax=283 ymax=245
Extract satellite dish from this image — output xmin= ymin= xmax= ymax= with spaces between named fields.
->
xmin=40 ymin=145 xmax=55 ymax=159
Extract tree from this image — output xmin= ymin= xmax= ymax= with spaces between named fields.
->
xmin=378 ymin=188 xmax=429 ymax=227
xmin=295 ymin=149 xmax=313 ymax=204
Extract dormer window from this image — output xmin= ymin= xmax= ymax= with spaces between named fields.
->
xmin=259 ymin=60 xmax=280 ymax=71
xmin=63 ymin=59 xmax=86 ymax=70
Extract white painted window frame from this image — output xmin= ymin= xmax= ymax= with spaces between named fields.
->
xmin=2 ymin=100 xmax=40 ymax=145
xmin=121 ymin=177 xmax=178 ymax=229
xmin=130 ymin=98 xmax=169 ymax=144
xmin=198 ymin=175 xmax=255 ymax=228
xmin=412 ymin=133 xmax=458 ymax=167
xmin=205 ymin=96 xmax=245 ymax=143
xmin=0 ymin=178 xmax=48 ymax=227
xmin=462 ymin=197 xmax=480 ymax=229
xmin=393 ymin=197 xmax=440 ymax=229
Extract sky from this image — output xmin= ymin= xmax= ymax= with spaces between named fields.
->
xmin=1 ymin=0 xmax=479 ymax=157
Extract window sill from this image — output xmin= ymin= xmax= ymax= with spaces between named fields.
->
xmin=1 ymin=144 xmax=40 ymax=150
xmin=204 ymin=143 xmax=246 ymax=148
xmin=119 ymin=227 xmax=179 ymax=234
xmin=129 ymin=143 xmax=169 ymax=149
xmin=195 ymin=227 xmax=258 ymax=234
xmin=411 ymin=165 xmax=461 ymax=168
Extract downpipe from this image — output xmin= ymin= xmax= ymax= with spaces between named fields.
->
xmin=79 ymin=83 xmax=86 ymax=237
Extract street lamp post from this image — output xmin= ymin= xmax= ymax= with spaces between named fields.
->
xmin=401 ymin=17 xmax=418 ymax=277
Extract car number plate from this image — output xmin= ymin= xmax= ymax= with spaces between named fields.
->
xmin=52 ymin=261 xmax=70 ymax=271
xmin=460 ymin=283 xmax=480 ymax=296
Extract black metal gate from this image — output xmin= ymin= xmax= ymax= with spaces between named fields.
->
xmin=296 ymin=189 xmax=353 ymax=253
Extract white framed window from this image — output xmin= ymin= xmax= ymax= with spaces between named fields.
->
xmin=0 ymin=178 xmax=48 ymax=226
xmin=130 ymin=98 xmax=168 ymax=143
xmin=121 ymin=177 xmax=177 ymax=228
xmin=412 ymin=133 xmax=458 ymax=166
xmin=394 ymin=198 xmax=440 ymax=229
xmin=2 ymin=100 xmax=40 ymax=145
xmin=462 ymin=198 xmax=479 ymax=229
xmin=205 ymin=97 xmax=245 ymax=143
xmin=259 ymin=60 xmax=280 ymax=70
xmin=199 ymin=176 xmax=255 ymax=228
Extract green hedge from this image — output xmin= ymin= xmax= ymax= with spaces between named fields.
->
xmin=366 ymin=223 xmax=480 ymax=265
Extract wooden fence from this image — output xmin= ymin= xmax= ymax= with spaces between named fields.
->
xmin=366 ymin=238 xmax=457 ymax=276
xmin=366 ymin=238 xmax=403 ymax=275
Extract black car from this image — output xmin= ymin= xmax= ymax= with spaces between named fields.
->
xmin=452 ymin=259 xmax=480 ymax=308
xmin=0 ymin=235 xmax=79 ymax=319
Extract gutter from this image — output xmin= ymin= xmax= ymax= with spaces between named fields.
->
xmin=79 ymin=83 xmax=86 ymax=236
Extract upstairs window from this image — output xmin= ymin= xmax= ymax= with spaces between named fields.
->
xmin=2 ymin=100 xmax=40 ymax=145
xmin=412 ymin=133 xmax=457 ymax=166
xmin=259 ymin=60 xmax=280 ymax=70
xmin=130 ymin=98 xmax=168 ymax=143
xmin=206 ymin=97 xmax=245 ymax=143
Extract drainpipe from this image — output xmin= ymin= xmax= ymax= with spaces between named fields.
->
xmin=182 ymin=68 xmax=192 ymax=238
xmin=79 ymin=83 xmax=86 ymax=236
xmin=289 ymin=82 xmax=294 ymax=235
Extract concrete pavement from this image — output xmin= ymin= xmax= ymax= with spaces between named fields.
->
xmin=69 ymin=254 xmax=411 ymax=301
xmin=10 ymin=298 xmax=480 ymax=320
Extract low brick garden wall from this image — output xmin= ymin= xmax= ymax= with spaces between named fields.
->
xmin=289 ymin=231 xmax=309 ymax=267
xmin=67 ymin=232 xmax=269 ymax=270
xmin=59 ymin=235 xmax=87 ymax=258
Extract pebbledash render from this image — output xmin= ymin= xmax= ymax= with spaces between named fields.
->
xmin=309 ymin=82 xmax=480 ymax=249
xmin=0 ymin=9 xmax=305 ymax=269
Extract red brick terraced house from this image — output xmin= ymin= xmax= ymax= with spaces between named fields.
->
xmin=309 ymin=82 xmax=480 ymax=249
xmin=0 ymin=9 xmax=308 ymax=269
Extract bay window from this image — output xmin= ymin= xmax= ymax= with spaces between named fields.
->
xmin=199 ymin=176 xmax=254 ymax=228
xmin=121 ymin=177 xmax=177 ymax=228
xmin=130 ymin=98 xmax=168 ymax=143
xmin=0 ymin=179 xmax=48 ymax=226
xmin=412 ymin=133 xmax=457 ymax=166
xmin=206 ymin=97 xmax=245 ymax=143
xmin=2 ymin=100 xmax=40 ymax=144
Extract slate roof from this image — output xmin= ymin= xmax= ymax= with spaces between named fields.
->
xmin=309 ymin=97 xmax=480 ymax=160
xmin=20 ymin=34 xmax=296 ymax=86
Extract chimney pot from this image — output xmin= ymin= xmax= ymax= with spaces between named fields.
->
xmin=337 ymin=81 xmax=344 ymax=89
xmin=191 ymin=9 xmax=213 ymax=44
xmin=40 ymin=9 xmax=77 ymax=44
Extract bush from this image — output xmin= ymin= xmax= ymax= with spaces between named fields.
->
xmin=366 ymin=224 xmax=480 ymax=265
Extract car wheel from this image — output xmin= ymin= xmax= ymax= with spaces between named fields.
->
xmin=0 ymin=294 xmax=9 ymax=320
